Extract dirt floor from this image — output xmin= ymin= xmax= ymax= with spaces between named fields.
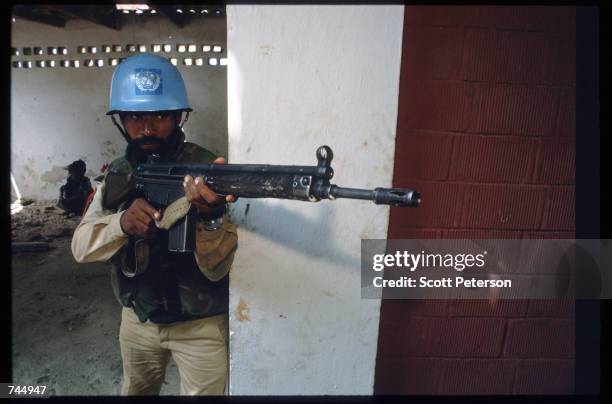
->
xmin=11 ymin=200 xmax=181 ymax=396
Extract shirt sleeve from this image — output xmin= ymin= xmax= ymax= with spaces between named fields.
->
xmin=71 ymin=180 xmax=129 ymax=263
xmin=193 ymin=214 xmax=238 ymax=282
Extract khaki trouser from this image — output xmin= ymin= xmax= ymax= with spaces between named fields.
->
xmin=119 ymin=307 xmax=228 ymax=395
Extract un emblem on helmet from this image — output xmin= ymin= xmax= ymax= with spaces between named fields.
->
xmin=134 ymin=68 xmax=163 ymax=95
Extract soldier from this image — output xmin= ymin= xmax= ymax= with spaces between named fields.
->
xmin=71 ymin=54 xmax=237 ymax=395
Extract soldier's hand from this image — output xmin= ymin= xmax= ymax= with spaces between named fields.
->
xmin=120 ymin=198 xmax=161 ymax=239
xmin=184 ymin=157 xmax=236 ymax=219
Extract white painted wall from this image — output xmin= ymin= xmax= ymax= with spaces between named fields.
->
xmin=226 ymin=5 xmax=404 ymax=395
xmin=11 ymin=14 xmax=227 ymax=200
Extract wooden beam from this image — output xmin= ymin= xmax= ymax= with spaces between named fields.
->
xmin=12 ymin=6 xmax=67 ymax=28
xmin=53 ymin=5 xmax=123 ymax=31
xmin=156 ymin=5 xmax=189 ymax=28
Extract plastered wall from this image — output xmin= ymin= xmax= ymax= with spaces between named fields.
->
xmin=226 ymin=5 xmax=404 ymax=394
xmin=11 ymin=14 xmax=227 ymax=200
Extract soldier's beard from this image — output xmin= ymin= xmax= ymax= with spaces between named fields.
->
xmin=127 ymin=129 xmax=182 ymax=165
xmin=133 ymin=137 xmax=163 ymax=148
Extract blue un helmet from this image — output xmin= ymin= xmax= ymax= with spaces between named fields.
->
xmin=107 ymin=53 xmax=192 ymax=115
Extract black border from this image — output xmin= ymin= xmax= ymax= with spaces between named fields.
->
xmin=2 ymin=2 xmax=14 ymax=384
xmin=575 ymin=5 xmax=602 ymax=396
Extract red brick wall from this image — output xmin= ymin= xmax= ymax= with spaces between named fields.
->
xmin=375 ymin=6 xmax=576 ymax=394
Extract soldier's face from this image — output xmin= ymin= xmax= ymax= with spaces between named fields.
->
xmin=121 ymin=112 xmax=180 ymax=151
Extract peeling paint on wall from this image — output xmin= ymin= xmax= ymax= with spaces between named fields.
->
xmin=235 ymin=298 xmax=250 ymax=322
xmin=40 ymin=165 xmax=68 ymax=183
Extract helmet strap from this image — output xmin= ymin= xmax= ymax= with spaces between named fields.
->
xmin=180 ymin=111 xmax=190 ymax=129
xmin=110 ymin=115 xmax=131 ymax=143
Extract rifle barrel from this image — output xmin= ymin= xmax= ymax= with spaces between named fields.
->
xmin=329 ymin=186 xmax=421 ymax=208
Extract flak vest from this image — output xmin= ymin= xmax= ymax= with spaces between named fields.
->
xmin=103 ymin=141 xmax=229 ymax=324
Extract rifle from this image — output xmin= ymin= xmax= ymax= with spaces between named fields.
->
xmin=106 ymin=145 xmax=421 ymax=254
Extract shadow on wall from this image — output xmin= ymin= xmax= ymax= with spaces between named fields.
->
xmin=229 ymin=199 xmax=361 ymax=271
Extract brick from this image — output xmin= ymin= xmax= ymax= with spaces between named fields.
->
xmin=407 ymin=6 xmax=553 ymax=31
xmin=399 ymin=79 xmax=474 ymax=132
xmin=513 ymin=359 xmax=574 ymax=394
xmin=541 ymin=186 xmax=575 ymax=231
xmin=471 ymin=83 xmax=560 ymax=136
xmin=380 ymin=317 xmax=505 ymax=357
xmin=406 ymin=6 xmax=564 ymax=31
xmin=514 ymin=238 xmax=576 ymax=277
xmin=376 ymin=316 xmax=431 ymax=357
xmin=526 ymin=300 xmax=575 ymax=318
xmin=387 ymin=227 xmax=440 ymax=239
xmin=374 ymin=357 xmax=442 ymax=394
xmin=523 ymin=231 xmax=575 ymax=239
xmin=405 ymin=6 xmax=575 ymax=33
xmin=504 ymin=318 xmax=575 ymax=358
xmin=460 ymin=184 xmax=546 ymax=230
xmin=442 ymin=229 xmax=524 ymax=238
xmin=402 ymin=26 xmax=464 ymax=80
xmin=470 ymin=6 xmax=572 ymax=32
xmin=467 ymin=6 xmax=530 ymax=30
xmin=391 ymin=181 xmax=464 ymax=228
xmin=549 ymin=34 xmax=576 ymax=86
xmin=537 ymin=137 xmax=575 ymax=184
xmin=394 ymin=131 xmax=453 ymax=181
xmin=448 ymin=300 xmax=528 ymax=317
xmin=469 ymin=7 xmax=531 ymax=31
xmin=404 ymin=6 xmax=474 ymax=28
xmin=462 ymin=29 xmax=552 ymax=84
xmin=449 ymin=135 xmax=537 ymax=183
xmin=532 ymin=6 xmax=575 ymax=34
xmin=557 ymin=87 xmax=576 ymax=138
xmin=438 ymin=359 xmax=516 ymax=394
xmin=380 ymin=299 xmax=448 ymax=320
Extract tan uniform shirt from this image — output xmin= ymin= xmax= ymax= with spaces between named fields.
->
xmin=71 ymin=180 xmax=238 ymax=281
